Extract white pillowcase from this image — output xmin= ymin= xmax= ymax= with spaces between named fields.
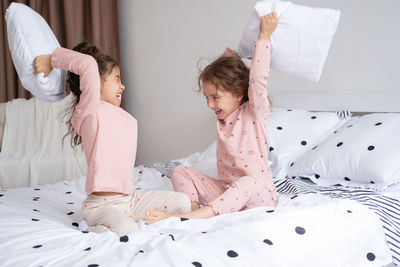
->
xmin=5 ymin=3 xmax=66 ymax=102
xmin=267 ymin=108 xmax=349 ymax=179
xmin=288 ymin=113 xmax=400 ymax=190
xmin=174 ymin=108 xmax=349 ymax=180
xmin=237 ymin=0 xmax=341 ymax=82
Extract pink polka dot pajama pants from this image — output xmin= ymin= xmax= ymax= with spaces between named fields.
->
xmin=171 ymin=165 xmax=277 ymax=215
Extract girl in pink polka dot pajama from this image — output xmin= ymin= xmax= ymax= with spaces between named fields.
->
xmin=146 ymin=13 xmax=278 ymax=223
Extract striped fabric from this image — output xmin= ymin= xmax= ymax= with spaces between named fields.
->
xmin=336 ymin=110 xmax=352 ymax=120
xmin=275 ymin=178 xmax=400 ymax=266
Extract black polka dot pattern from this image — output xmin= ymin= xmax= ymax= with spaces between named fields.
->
xmin=295 ymin=226 xmax=306 ymax=235
xmin=366 ymin=252 xmax=375 ymax=261
xmin=263 ymin=239 xmax=273 ymax=245
xmin=227 ymin=250 xmax=238 ymax=257
xmin=285 ymin=113 xmax=399 ymax=190
xmin=2 ymin=129 xmax=396 ymax=267
xmin=120 ymin=236 xmax=129 ymax=242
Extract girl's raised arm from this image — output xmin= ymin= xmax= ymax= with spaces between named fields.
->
xmin=35 ymin=48 xmax=101 ymax=134
xmin=248 ymin=13 xmax=278 ymax=120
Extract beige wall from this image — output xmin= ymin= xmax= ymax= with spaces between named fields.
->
xmin=118 ymin=0 xmax=400 ymax=165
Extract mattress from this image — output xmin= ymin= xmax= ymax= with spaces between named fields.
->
xmin=0 ymin=165 xmax=398 ymax=267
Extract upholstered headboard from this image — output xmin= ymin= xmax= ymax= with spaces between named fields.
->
xmin=269 ymin=90 xmax=400 ymax=113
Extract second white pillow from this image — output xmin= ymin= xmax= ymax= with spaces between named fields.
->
xmin=288 ymin=113 xmax=400 ymax=190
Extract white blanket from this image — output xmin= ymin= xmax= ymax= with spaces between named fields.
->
xmin=0 ymin=93 xmax=86 ymax=188
xmin=0 ymin=166 xmax=393 ymax=267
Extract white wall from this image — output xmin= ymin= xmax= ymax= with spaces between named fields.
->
xmin=118 ymin=0 xmax=400 ymax=165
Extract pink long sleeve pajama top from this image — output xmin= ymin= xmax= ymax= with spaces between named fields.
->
xmin=51 ymin=48 xmax=137 ymax=195
xmin=171 ymin=40 xmax=277 ymax=215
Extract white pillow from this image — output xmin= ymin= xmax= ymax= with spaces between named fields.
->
xmin=267 ymin=108 xmax=350 ymax=179
xmin=288 ymin=113 xmax=400 ymax=190
xmin=171 ymin=108 xmax=349 ymax=180
xmin=5 ymin=3 xmax=66 ymax=102
xmin=237 ymin=0 xmax=341 ymax=82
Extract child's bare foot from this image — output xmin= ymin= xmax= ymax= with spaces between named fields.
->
xmin=146 ymin=210 xmax=174 ymax=224
xmin=191 ymin=201 xmax=200 ymax=211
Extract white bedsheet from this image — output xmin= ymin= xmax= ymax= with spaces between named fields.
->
xmin=0 ymin=166 xmax=393 ymax=267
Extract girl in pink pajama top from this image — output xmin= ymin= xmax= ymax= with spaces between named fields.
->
xmin=146 ymin=13 xmax=279 ymax=223
xmin=34 ymin=43 xmax=190 ymax=236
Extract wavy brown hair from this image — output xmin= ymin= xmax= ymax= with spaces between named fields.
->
xmin=62 ymin=42 xmax=118 ymax=149
xmin=198 ymin=54 xmax=272 ymax=106
xmin=198 ymin=55 xmax=250 ymax=105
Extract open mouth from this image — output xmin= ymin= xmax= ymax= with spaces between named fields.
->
xmin=116 ymin=92 xmax=122 ymax=102
xmin=215 ymin=109 xmax=222 ymax=116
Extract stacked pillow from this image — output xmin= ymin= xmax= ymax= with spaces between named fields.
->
xmin=170 ymin=108 xmax=350 ymax=181
xmin=165 ymin=108 xmax=399 ymax=191
xmin=266 ymin=108 xmax=349 ymax=179
xmin=288 ymin=113 xmax=400 ymax=190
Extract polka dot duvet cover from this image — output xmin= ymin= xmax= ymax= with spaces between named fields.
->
xmin=0 ymin=166 xmax=397 ymax=267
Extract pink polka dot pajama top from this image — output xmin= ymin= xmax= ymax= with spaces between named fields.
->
xmin=171 ymin=39 xmax=277 ymax=215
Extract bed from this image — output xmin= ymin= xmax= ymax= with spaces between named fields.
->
xmin=0 ymin=97 xmax=399 ymax=267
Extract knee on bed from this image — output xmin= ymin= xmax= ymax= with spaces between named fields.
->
xmin=171 ymin=165 xmax=189 ymax=183
xmin=173 ymin=192 xmax=191 ymax=213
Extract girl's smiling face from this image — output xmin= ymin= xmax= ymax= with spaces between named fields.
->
xmin=203 ymin=82 xmax=243 ymax=121
xmin=100 ymin=66 xmax=125 ymax=107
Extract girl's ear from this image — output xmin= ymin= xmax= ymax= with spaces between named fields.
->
xmin=237 ymin=95 xmax=244 ymax=102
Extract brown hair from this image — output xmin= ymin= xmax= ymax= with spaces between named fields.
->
xmin=63 ymin=42 xmax=118 ymax=149
xmin=198 ymin=55 xmax=249 ymax=105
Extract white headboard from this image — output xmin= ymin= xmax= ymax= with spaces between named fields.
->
xmin=270 ymin=90 xmax=400 ymax=113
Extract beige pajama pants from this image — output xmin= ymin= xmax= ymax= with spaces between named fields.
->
xmin=81 ymin=190 xmax=191 ymax=236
